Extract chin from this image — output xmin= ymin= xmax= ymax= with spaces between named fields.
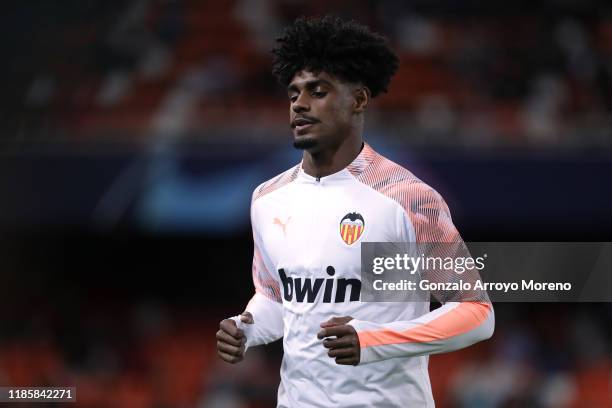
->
xmin=293 ymin=135 xmax=319 ymax=150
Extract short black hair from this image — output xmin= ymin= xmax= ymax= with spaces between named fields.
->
xmin=272 ymin=15 xmax=399 ymax=98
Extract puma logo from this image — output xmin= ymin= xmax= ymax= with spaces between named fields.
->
xmin=273 ymin=216 xmax=291 ymax=236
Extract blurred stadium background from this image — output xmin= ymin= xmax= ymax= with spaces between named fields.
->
xmin=1 ymin=0 xmax=611 ymax=407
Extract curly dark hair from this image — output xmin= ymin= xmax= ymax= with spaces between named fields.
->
xmin=272 ymin=15 xmax=399 ymax=98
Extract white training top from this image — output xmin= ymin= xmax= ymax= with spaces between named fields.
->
xmin=231 ymin=143 xmax=494 ymax=407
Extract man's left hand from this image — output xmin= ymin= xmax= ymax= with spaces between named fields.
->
xmin=317 ymin=316 xmax=360 ymax=366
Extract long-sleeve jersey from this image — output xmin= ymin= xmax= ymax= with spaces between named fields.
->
xmin=232 ymin=143 xmax=494 ymax=407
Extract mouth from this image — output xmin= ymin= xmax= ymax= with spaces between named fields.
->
xmin=291 ymin=117 xmax=319 ymax=135
xmin=291 ymin=117 xmax=319 ymax=128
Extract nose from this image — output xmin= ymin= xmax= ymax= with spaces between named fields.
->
xmin=291 ymin=93 xmax=309 ymax=113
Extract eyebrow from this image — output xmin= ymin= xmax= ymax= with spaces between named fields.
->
xmin=287 ymin=79 xmax=332 ymax=93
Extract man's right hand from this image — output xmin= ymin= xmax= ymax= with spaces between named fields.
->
xmin=216 ymin=312 xmax=253 ymax=364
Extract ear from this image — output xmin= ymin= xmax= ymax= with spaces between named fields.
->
xmin=353 ymin=87 xmax=370 ymax=114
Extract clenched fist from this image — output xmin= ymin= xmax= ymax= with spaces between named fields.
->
xmin=318 ymin=316 xmax=360 ymax=366
xmin=216 ymin=312 xmax=253 ymax=364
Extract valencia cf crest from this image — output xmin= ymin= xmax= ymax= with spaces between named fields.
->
xmin=339 ymin=212 xmax=365 ymax=245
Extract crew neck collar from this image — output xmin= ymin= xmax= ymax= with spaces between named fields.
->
xmin=297 ymin=142 xmax=376 ymax=182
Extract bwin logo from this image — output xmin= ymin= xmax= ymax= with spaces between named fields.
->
xmin=278 ymin=266 xmax=361 ymax=303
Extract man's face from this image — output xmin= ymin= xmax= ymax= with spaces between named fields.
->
xmin=288 ymin=70 xmax=356 ymax=151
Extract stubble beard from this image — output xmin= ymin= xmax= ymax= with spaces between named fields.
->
xmin=293 ymin=136 xmax=318 ymax=150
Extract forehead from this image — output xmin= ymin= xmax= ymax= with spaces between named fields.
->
xmin=288 ymin=70 xmax=345 ymax=89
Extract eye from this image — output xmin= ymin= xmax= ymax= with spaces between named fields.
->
xmin=312 ymin=91 xmax=327 ymax=98
xmin=289 ymin=95 xmax=298 ymax=103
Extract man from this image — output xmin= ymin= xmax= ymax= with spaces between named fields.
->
xmin=216 ymin=15 xmax=494 ymax=407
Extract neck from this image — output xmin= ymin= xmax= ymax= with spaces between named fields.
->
xmin=301 ymin=135 xmax=363 ymax=179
